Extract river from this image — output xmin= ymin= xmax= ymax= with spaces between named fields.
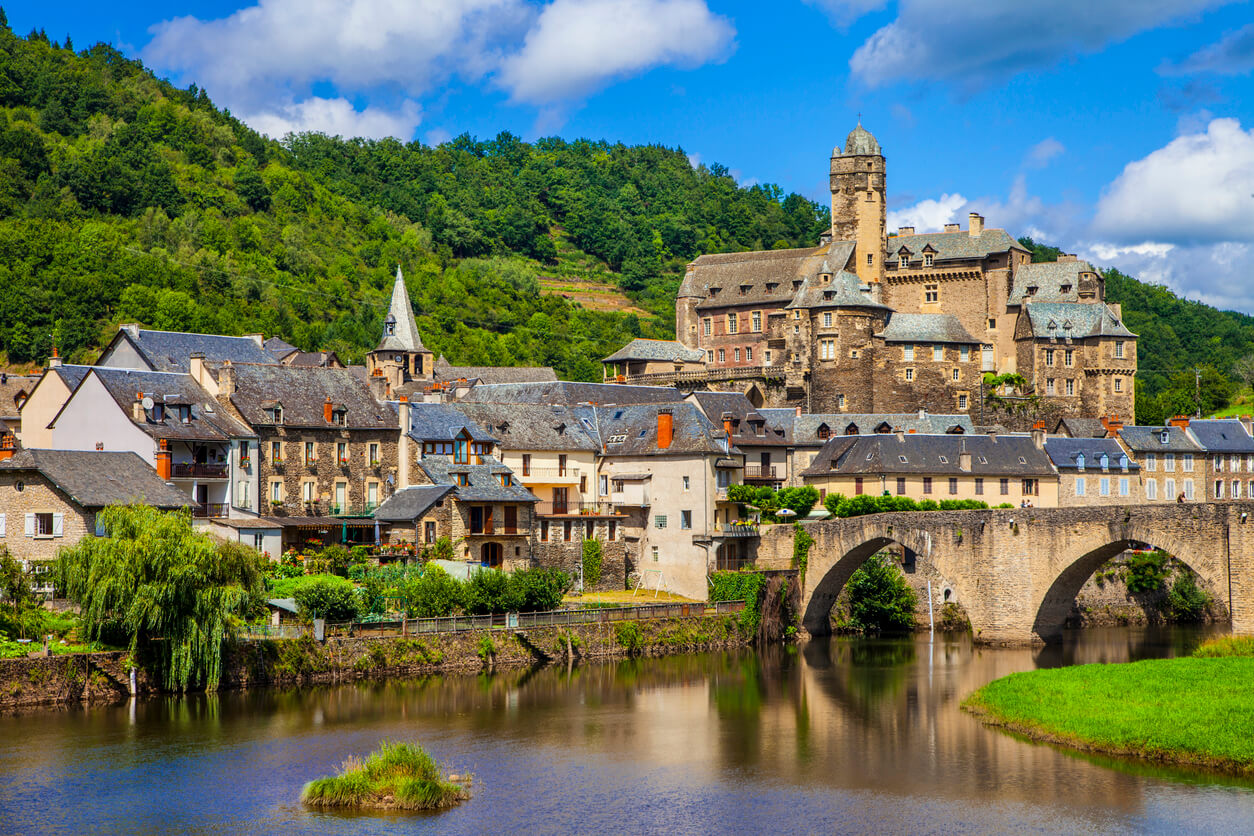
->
xmin=2 ymin=626 xmax=1252 ymax=834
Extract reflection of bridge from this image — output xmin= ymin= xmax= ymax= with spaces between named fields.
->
xmin=763 ymin=503 xmax=1254 ymax=643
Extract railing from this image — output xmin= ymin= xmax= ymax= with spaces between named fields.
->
xmin=236 ymin=600 xmax=747 ymax=641
xmin=172 ymin=463 xmax=229 ymax=479
xmin=717 ymin=523 xmax=760 ymax=538
xmin=716 ymin=553 xmax=755 ymax=571
xmin=610 ymin=492 xmax=650 ymax=507
xmin=467 ymin=524 xmax=523 ymax=535
xmin=535 ymin=501 xmax=623 ymax=516
xmin=743 ymin=466 xmax=778 ymax=480
xmin=191 ymin=503 xmax=229 ymax=518
xmin=616 ymin=365 xmax=786 ymax=386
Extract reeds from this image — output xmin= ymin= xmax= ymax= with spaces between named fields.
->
xmin=301 ymin=742 xmax=470 ymax=810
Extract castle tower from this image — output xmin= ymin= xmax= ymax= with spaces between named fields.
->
xmin=367 ymin=266 xmax=434 ymax=395
xmin=830 ymin=121 xmax=886 ymax=289
xmin=675 ymin=264 xmax=704 ymax=350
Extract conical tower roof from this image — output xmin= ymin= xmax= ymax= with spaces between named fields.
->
xmin=841 ymin=120 xmax=881 ymax=156
xmin=377 ymin=266 xmax=426 ymax=352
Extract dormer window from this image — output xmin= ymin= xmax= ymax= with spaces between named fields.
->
xmin=817 ymin=423 xmax=830 ymax=440
xmin=456 ymin=473 xmax=469 ymax=487
xmin=1060 ymin=284 xmax=1072 ymax=295
xmin=792 ymin=281 xmax=802 ymax=292
xmin=708 ymin=287 xmax=721 ymax=297
xmin=152 ymin=403 xmax=166 ymax=422
xmin=332 ymin=409 xmax=347 ymax=426
xmin=271 ymin=407 xmax=283 ymax=424
xmin=739 ymin=284 xmax=750 ymax=295
xmin=1120 ymin=455 xmax=1129 ymax=471
xmin=1076 ymin=453 xmax=1085 ymax=471
xmin=177 ymin=405 xmax=191 ymax=424
xmin=1100 ymin=454 xmax=1109 ymax=470
xmin=1160 ymin=430 xmax=1169 ymax=444
xmin=898 ymin=255 xmax=908 ymax=269
xmin=924 ymin=253 xmax=934 ymax=267
xmin=1026 ymin=285 xmax=1037 ymax=296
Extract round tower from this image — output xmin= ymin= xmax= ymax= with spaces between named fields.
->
xmin=830 ymin=121 xmax=886 ymax=289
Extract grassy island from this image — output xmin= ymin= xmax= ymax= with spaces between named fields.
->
xmin=301 ymin=742 xmax=470 ymax=811
xmin=964 ymin=637 xmax=1254 ymax=774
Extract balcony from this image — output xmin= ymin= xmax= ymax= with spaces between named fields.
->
xmin=172 ymin=463 xmax=229 ymax=479
xmin=743 ymin=466 xmax=780 ymax=482
xmin=191 ymin=503 xmax=229 ymax=519
xmin=535 ymin=501 xmax=623 ymax=517
xmin=467 ymin=524 xmax=524 ymax=536
xmin=518 ymin=466 xmax=581 ymax=484
xmin=716 ymin=523 xmax=760 ymax=538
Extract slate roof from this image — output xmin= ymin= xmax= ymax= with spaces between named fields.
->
xmin=878 ymin=313 xmax=979 ymax=344
xmin=1116 ymin=425 xmax=1202 ymax=453
xmin=841 ymin=122 xmax=881 ymax=156
xmin=51 ymin=365 xmax=91 ymax=390
xmin=75 ymin=368 xmax=253 ymax=441
xmin=456 ymin=380 xmax=682 ymax=405
xmin=801 ymin=433 xmax=1056 ymax=478
xmin=596 ymin=402 xmax=728 ymax=456
xmin=263 ymin=337 xmax=298 ymax=360
xmin=688 ymin=391 xmax=793 ymax=446
xmin=418 ymin=455 xmax=538 ymax=503
xmin=109 ymin=328 xmax=273 ymax=373
xmin=449 ymin=403 xmax=601 ymax=451
xmin=1009 ymin=260 xmax=1096 ymax=303
xmin=376 ymin=267 xmax=426 ymax=353
xmin=785 ymin=270 xmax=890 ymax=311
xmin=603 ymin=339 xmax=705 ymax=364
xmin=434 ymin=356 xmax=557 ymax=385
xmin=216 ymin=363 xmax=392 ymax=430
xmin=372 ymin=485 xmax=454 ymax=521
xmin=407 ymin=403 xmax=495 ymax=444
xmin=793 ymin=412 xmax=976 ymax=445
xmin=1052 ymin=417 xmax=1109 ymax=438
xmin=887 ymin=229 xmax=1025 ymax=263
xmin=1044 ymin=438 xmax=1138 ymax=471
xmin=1185 ymin=419 xmax=1254 ymax=453
xmin=1022 ymin=302 xmax=1136 ymax=339
xmin=682 ymin=240 xmax=857 ymax=307
xmin=0 ymin=449 xmax=190 ymax=508
xmin=0 ymin=374 xmax=40 ymax=420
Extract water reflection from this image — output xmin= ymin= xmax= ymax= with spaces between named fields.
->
xmin=0 ymin=626 xmax=1250 ymax=835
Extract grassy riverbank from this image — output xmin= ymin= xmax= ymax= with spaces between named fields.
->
xmin=964 ymin=637 xmax=1254 ymax=774
xmin=302 ymin=742 xmax=469 ymax=811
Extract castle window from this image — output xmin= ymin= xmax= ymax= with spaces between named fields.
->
xmin=850 ymin=350 xmax=859 ymax=359
xmin=1115 ymin=341 xmax=1124 ymax=359
xmin=952 ymin=368 xmax=960 ymax=382
xmin=707 ymin=350 xmax=714 ymax=362
xmin=1064 ymin=350 xmax=1074 ymax=367
xmin=933 ymin=345 xmax=944 ymax=361
xmin=734 ymin=348 xmax=741 ymax=362
xmin=718 ymin=349 xmax=726 ymax=363
xmin=703 ymin=318 xmax=711 ymax=336
xmin=1114 ymin=378 xmax=1122 ymax=393
xmin=1060 ymin=283 xmax=1072 ymax=294
xmin=898 ymin=255 xmax=908 ymax=269
xmin=958 ymin=394 xmax=968 ymax=410
xmin=866 ymin=253 xmax=874 ymax=266
xmin=819 ymin=339 xmax=836 ymax=360
xmin=905 ymin=368 xmax=914 ymax=381
xmin=988 ymin=318 xmax=997 ymax=330
xmin=960 ymin=345 xmax=970 ymax=362
xmin=924 ymin=253 xmax=934 ymax=267
xmin=727 ymin=313 xmax=738 ymax=334
xmin=823 ymin=312 xmax=833 ymax=327
xmin=1045 ymin=349 xmax=1054 ymax=367
xmin=1065 ymin=379 xmax=1075 ymax=396
xmin=1046 ymin=379 xmax=1055 ymax=395
xmin=903 ymin=344 xmax=914 ymax=361
xmin=745 ymin=347 xmax=753 ymax=363
xmin=752 ymin=311 xmax=762 ymax=332
xmin=1026 ymin=286 xmax=1037 ymax=296
xmin=837 ymin=394 xmax=846 ymax=409
xmin=764 ymin=350 xmax=772 ymax=363
xmin=924 ymin=283 xmax=938 ymax=303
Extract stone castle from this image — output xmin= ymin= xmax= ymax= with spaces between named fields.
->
xmin=604 ymin=122 xmax=1137 ymax=425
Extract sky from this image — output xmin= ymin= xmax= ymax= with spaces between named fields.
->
xmin=8 ymin=0 xmax=1254 ymax=312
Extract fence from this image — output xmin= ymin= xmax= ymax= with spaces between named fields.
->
xmin=237 ymin=600 xmax=746 ymax=641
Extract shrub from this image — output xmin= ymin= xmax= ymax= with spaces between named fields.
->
xmin=1167 ymin=572 xmax=1209 ymax=622
xmin=301 ymin=741 xmax=468 ymax=811
xmin=581 ymin=539 xmax=603 ymax=589
xmin=1193 ymin=636 xmax=1254 ymax=658
xmin=462 ymin=569 xmax=522 ymax=615
xmin=614 ymin=621 xmax=642 ymax=655
xmin=321 ymin=544 xmax=352 ymax=575
xmin=709 ymin=570 xmax=769 ymax=632
xmin=349 ymin=545 xmax=371 ymax=564
xmin=1125 ymin=550 xmax=1171 ymax=593
xmin=847 ymin=554 xmax=917 ymax=633
xmin=402 ymin=565 xmax=464 ymax=618
xmin=511 ymin=567 xmax=570 ymax=612
xmin=293 ymin=575 xmax=361 ymax=622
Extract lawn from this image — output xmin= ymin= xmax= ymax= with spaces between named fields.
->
xmin=566 ymin=590 xmax=700 ymax=606
xmin=964 ymin=651 xmax=1254 ymax=773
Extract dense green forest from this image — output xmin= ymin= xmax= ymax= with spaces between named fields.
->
xmin=0 ymin=21 xmax=827 ymax=379
xmin=0 ymin=20 xmax=1251 ymax=411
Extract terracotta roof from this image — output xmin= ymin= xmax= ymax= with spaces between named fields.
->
xmin=0 ymin=450 xmax=190 ymax=508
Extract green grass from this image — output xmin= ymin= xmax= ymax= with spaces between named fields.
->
xmin=1192 ymin=635 xmax=1254 ymax=658
xmin=301 ymin=741 xmax=469 ymax=811
xmin=964 ymin=654 xmax=1254 ymax=773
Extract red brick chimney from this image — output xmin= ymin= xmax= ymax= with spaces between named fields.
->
xmin=1168 ymin=415 xmax=1191 ymax=429
xmin=0 ymin=433 xmax=15 ymax=462
xmin=155 ymin=438 xmax=171 ymax=480
xmin=657 ymin=408 xmax=673 ymax=450
xmin=323 ymin=397 xmax=333 ymax=423
xmin=1100 ymin=414 xmax=1124 ymax=433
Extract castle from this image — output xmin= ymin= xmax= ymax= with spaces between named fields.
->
xmin=604 ymin=122 xmax=1137 ymax=425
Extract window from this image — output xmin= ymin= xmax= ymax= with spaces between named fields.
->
xmin=817 ymin=424 xmax=830 ymax=440
xmin=1064 ymin=350 xmax=1074 ymax=367
xmin=898 ymin=255 xmax=908 ymax=269
xmin=820 ymin=339 xmax=836 ymax=360
xmin=302 ymin=480 xmax=315 ymax=502
xmin=854 ymin=477 xmax=864 ymax=495
xmin=823 ymin=312 xmax=833 ymax=327
xmin=958 ymin=394 xmax=968 ymax=410
xmin=1184 ymin=480 xmax=1195 ymax=500
xmin=718 ymin=349 xmax=726 ymax=363
xmin=456 ymin=473 xmax=469 ymax=487
xmin=952 ymin=368 xmax=960 ymax=382
xmin=270 ymin=480 xmax=283 ymax=503
xmin=707 ymin=350 xmax=714 ymax=363
xmin=1146 ymin=479 xmax=1156 ymax=500
xmin=540 ymin=520 xmax=550 ymax=542
xmin=608 ymin=521 xmax=617 ymax=541
xmin=1216 ymin=480 xmax=1225 ymax=499
xmin=924 ymin=283 xmax=938 ymax=303
xmin=655 ymin=515 xmax=667 ymax=529
xmin=236 ymin=479 xmax=250 ymax=508
xmin=1076 ymin=453 xmax=1086 ymax=471
xmin=1114 ymin=378 xmax=1123 ymax=393
xmin=422 ymin=521 xmax=436 ymax=544
xmin=557 ymin=454 xmax=568 ymax=477
xmin=270 ymin=441 xmax=282 ymax=463
xmin=1076 ymin=477 xmax=1086 ymax=497
xmin=681 ymin=510 xmax=692 ymax=530
xmin=683 ymin=475 xmax=690 ymax=492
xmin=599 ymin=474 xmax=609 ymax=496
xmin=933 ymin=345 xmax=944 ymax=362
xmin=764 ymin=350 xmax=772 ymax=364
xmin=563 ymin=521 xmax=573 ymax=541
xmin=734 ymin=348 xmax=741 ymax=362
xmin=837 ymin=394 xmax=846 ymax=409
xmin=974 ymin=478 xmax=984 ymax=495
xmin=904 ymin=344 xmax=914 ymax=361
xmin=652 ymin=546 xmax=659 ymax=562
xmin=1165 ymin=478 xmax=1176 ymax=499
xmin=1145 ymin=453 xmax=1156 ymax=471
xmin=745 ymin=347 xmax=752 ymax=362
xmin=32 ymin=512 xmax=57 ymax=537
xmin=960 ymin=346 xmax=970 ymax=362
xmin=923 ymin=477 xmax=933 ymax=494
xmin=866 ymin=253 xmax=873 ymax=266
xmin=727 ymin=314 xmax=738 ymax=335
xmin=1046 ymin=379 xmax=1056 ymax=395
xmin=1216 ymin=454 xmax=1225 ymax=473
xmin=1119 ymin=478 xmax=1130 ymax=497
xmin=1115 ymin=341 xmax=1124 ymax=359
xmin=1045 ymin=349 xmax=1055 ymax=367
xmin=1024 ymin=479 xmax=1038 ymax=496
xmin=367 ymin=482 xmax=379 ymax=508
xmin=703 ymin=318 xmax=712 ymax=336
xmin=752 ymin=310 xmax=762 ymax=332
xmin=304 ymin=441 xmax=315 ymax=464
xmin=336 ymin=442 xmax=347 ymax=464
xmin=1165 ymin=453 xmax=1175 ymax=471
xmin=1000 ymin=478 xmax=1009 ymax=495
xmin=989 ymin=318 xmax=997 ymax=330
xmin=1065 ymin=379 xmax=1075 ymax=396
xmin=368 ymin=443 xmax=379 ymax=465
xmin=1183 ymin=454 xmax=1194 ymax=472
xmin=924 ymin=253 xmax=934 ymax=267
xmin=269 ymin=406 xmax=282 ymax=424
xmin=1234 ymin=480 xmax=1243 ymax=499
xmin=948 ymin=477 xmax=958 ymax=495
xmin=896 ymin=477 xmax=906 ymax=495
xmin=905 ymin=368 xmax=914 ymax=381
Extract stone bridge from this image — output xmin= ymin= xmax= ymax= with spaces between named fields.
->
xmin=762 ymin=503 xmax=1254 ymax=644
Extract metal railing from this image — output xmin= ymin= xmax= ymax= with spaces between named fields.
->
xmin=717 ymin=523 xmax=760 ymax=538
xmin=743 ymin=466 xmax=778 ymax=480
xmin=535 ymin=501 xmax=623 ymax=517
xmin=191 ymin=503 xmax=229 ymax=518
xmin=172 ymin=463 xmax=229 ymax=479
xmin=236 ymin=600 xmax=746 ymax=641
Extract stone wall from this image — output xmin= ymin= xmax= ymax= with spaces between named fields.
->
xmin=0 ymin=651 xmax=151 ymax=710
xmin=257 ymin=427 xmax=397 ymax=515
xmin=529 ymin=536 xmax=631 ymax=591
xmin=0 ymin=471 xmax=94 ymax=563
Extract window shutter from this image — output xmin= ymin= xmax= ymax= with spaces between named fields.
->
xmin=24 ymin=513 xmax=35 ymax=537
xmin=0 ymin=513 xmax=5 ymax=537
xmin=52 ymin=513 xmax=64 ymax=537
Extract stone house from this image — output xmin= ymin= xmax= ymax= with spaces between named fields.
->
xmin=14 ymin=363 xmax=90 ymax=449
xmin=1113 ymin=421 xmax=1202 ymax=502
xmin=371 ymin=485 xmax=455 ymax=549
xmin=1043 ymin=437 xmax=1141 ymax=506
xmin=800 ymin=432 xmax=1060 ymax=507
xmin=46 ymin=367 xmax=253 ymax=519
xmin=1180 ymin=418 xmax=1254 ymax=501
xmin=687 ymin=391 xmax=795 ymax=488
xmin=787 ymin=411 xmax=975 ymax=485
xmin=0 ymin=449 xmax=189 ymax=590
xmin=602 ymin=339 xmax=706 ymax=379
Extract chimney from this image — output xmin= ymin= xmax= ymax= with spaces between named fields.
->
xmin=795 ymin=405 xmax=802 ymax=416
xmin=918 ymin=408 xmax=927 ymax=419
xmin=944 ymin=223 xmax=961 ymax=233
xmin=245 ymin=333 xmax=265 ymax=347
xmin=1031 ymin=425 xmax=1045 ymax=449
xmin=323 ymin=397 xmax=333 ymax=424
xmin=219 ymin=360 xmax=236 ymax=397
xmin=398 ymin=396 xmax=411 ymax=487
xmin=156 ymin=438 xmax=171 ymax=480
xmin=959 ymin=450 xmax=971 ymax=472
xmin=1241 ymin=415 xmax=1253 ymax=437
xmin=968 ymin=213 xmax=984 ymax=236
xmin=48 ymin=343 xmax=62 ymax=369
xmin=121 ymin=323 xmax=139 ymax=339
xmin=1058 ymin=253 xmax=1078 ymax=262
xmin=397 ymin=395 xmax=411 ymax=431
xmin=133 ymin=392 xmax=145 ymax=422
xmin=895 ymin=429 xmax=905 ymax=442
xmin=1168 ymin=415 xmax=1190 ymax=430
xmin=721 ymin=411 xmax=734 ymax=444
xmin=189 ymin=353 xmax=205 ymax=383
xmin=1100 ymin=414 xmax=1124 ymax=434
xmin=898 ymin=226 xmax=915 ymax=236
xmin=0 ymin=433 xmax=15 ymax=462
xmin=657 ymin=408 xmax=673 ymax=450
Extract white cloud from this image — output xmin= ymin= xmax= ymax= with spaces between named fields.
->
xmin=241 ymin=97 xmax=422 ymax=140
xmin=1024 ymin=137 xmax=1064 ymax=169
xmin=802 ymin=0 xmax=889 ymax=29
xmin=1081 ymin=241 xmax=1254 ymax=312
xmin=497 ymin=0 xmax=735 ymax=103
xmin=1163 ymin=22 xmax=1254 ymax=76
xmin=1093 ymin=117 xmax=1254 ymax=246
xmin=887 ymin=192 xmax=965 ymax=231
xmin=848 ymin=0 xmax=1236 ymax=88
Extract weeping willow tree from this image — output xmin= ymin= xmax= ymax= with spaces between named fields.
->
xmin=56 ymin=504 xmax=266 ymax=691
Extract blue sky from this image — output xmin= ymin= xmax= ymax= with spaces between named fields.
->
xmin=8 ymin=0 xmax=1254 ymax=310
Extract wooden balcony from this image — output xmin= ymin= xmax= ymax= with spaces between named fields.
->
xmin=743 ymin=466 xmax=780 ymax=482
xmin=172 ymin=463 xmax=229 ymax=479
xmin=191 ymin=503 xmax=229 ymax=518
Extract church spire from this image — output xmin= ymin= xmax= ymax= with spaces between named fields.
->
xmin=379 ymin=265 xmax=425 ymax=352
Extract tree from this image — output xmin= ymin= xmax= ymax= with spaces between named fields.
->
xmin=56 ymin=504 xmax=266 ymax=691
xmin=846 ymin=554 xmax=917 ymax=633
xmin=293 ymin=575 xmax=360 ymax=622
xmin=402 ymin=564 xmax=463 ymax=618
xmin=1233 ymin=354 xmax=1254 ymax=391
xmin=0 ymin=548 xmax=32 ymax=622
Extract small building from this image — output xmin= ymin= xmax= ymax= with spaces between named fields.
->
xmin=602 ymin=339 xmax=706 ymax=379
xmin=14 ymin=363 xmax=90 ymax=449
xmin=208 ymin=517 xmax=284 ymax=559
xmin=0 ymin=372 xmax=39 ymax=439
xmin=372 ymin=484 xmax=455 ymax=548
xmin=1115 ymin=421 xmax=1203 ymax=502
xmin=800 ymin=432 xmax=1060 ymax=506
xmin=1182 ymin=418 xmax=1254 ymax=501
xmin=687 ymin=392 xmax=794 ymax=487
xmin=1044 ymin=437 xmax=1140 ymax=505
xmin=96 ymin=324 xmax=274 ymax=373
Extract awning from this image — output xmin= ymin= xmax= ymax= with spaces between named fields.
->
xmin=715 ymin=457 xmax=741 ymax=468
xmin=278 ymin=516 xmax=379 ymax=528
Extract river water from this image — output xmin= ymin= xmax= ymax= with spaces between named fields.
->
xmin=3 ymin=627 xmax=1252 ymax=834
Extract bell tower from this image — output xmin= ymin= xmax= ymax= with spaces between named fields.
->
xmin=830 ymin=120 xmax=886 ymax=288
xmin=367 ymin=266 xmax=434 ymax=396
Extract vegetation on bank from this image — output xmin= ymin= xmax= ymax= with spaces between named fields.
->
xmin=964 ymin=636 xmax=1254 ymax=774
xmin=829 ymin=553 xmax=919 ymax=634
xmin=301 ymin=741 xmax=469 ymax=811
xmin=727 ymin=485 xmax=820 ymax=522
xmin=822 ymin=493 xmax=1009 ymax=518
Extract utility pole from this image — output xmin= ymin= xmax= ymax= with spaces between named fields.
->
xmin=1196 ymin=367 xmax=1202 ymax=418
